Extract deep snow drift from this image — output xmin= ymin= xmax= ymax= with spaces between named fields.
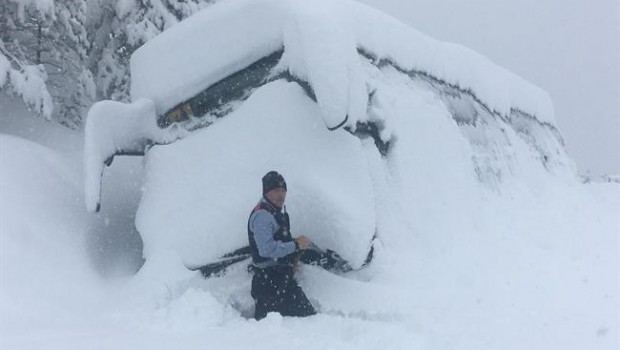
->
xmin=2 ymin=0 xmax=618 ymax=349
xmin=2 ymin=78 xmax=617 ymax=350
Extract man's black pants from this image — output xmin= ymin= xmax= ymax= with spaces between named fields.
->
xmin=251 ymin=265 xmax=316 ymax=320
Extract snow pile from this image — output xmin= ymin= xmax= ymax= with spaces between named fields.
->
xmin=136 ymin=81 xmax=376 ymax=272
xmin=3 ymin=96 xmax=618 ymax=350
xmin=84 ymin=98 xmax=174 ymax=212
xmin=130 ymin=78 xmax=616 ymax=349
xmin=129 ymin=0 xmax=286 ymax=121
xmin=279 ymin=3 xmax=368 ymax=129
xmin=123 ymin=0 xmax=589 ymax=325
xmin=131 ymin=0 xmax=554 ymax=131
xmin=0 ymin=134 xmax=103 ymax=334
xmin=86 ymin=0 xmax=565 ymax=214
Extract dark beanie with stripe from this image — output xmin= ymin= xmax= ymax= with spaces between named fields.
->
xmin=262 ymin=171 xmax=287 ymax=194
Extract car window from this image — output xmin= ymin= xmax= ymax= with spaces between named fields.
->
xmin=158 ymin=50 xmax=285 ymax=128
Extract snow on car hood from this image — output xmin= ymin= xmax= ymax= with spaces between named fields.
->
xmin=136 ymin=81 xmax=376 ymax=268
xmin=130 ymin=0 xmax=555 ymax=131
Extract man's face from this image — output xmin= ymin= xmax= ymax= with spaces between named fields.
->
xmin=265 ymin=187 xmax=287 ymax=208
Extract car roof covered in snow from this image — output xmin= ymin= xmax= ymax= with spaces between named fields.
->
xmin=130 ymin=0 xmax=555 ymax=128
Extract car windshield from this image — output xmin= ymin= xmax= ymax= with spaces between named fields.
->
xmin=158 ymin=50 xmax=284 ymax=129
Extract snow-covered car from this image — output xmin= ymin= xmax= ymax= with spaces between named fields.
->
xmin=84 ymin=0 xmax=571 ymax=283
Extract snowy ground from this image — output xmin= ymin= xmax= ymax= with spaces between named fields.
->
xmin=1 ymin=86 xmax=618 ymax=349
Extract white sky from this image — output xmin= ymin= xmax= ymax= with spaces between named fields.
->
xmin=357 ymin=0 xmax=620 ymax=176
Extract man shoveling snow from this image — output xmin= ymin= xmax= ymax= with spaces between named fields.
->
xmin=187 ymin=170 xmax=374 ymax=319
xmin=247 ymin=171 xmax=316 ymax=320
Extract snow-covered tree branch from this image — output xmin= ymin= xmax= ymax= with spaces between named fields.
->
xmin=1 ymin=0 xmax=220 ymax=129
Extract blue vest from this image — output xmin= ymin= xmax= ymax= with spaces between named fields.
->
xmin=247 ymin=200 xmax=296 ymax=267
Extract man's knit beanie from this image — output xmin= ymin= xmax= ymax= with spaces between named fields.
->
xmin=262 ymin=171 xmax=287 ymax=194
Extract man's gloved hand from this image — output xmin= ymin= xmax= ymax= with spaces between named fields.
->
xmin=295 ymin=235 xmax=311 ymax=250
